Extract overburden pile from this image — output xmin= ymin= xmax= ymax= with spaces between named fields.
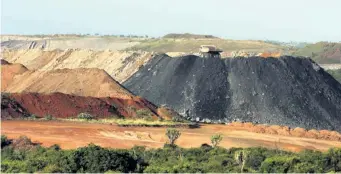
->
xmin=123 ymin=54 xmax=341 ymax=131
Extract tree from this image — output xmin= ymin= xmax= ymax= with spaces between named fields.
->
xmin=165 ymin=129 xmax=181 ymax=145
xmin=327 ymin=148 xmax=341 ymax=172
xmin=235 ymin=150 xmax=250 ymax=173
xmin=210 ymin=134 xmax=223 ymax=148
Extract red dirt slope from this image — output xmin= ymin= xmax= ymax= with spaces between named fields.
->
xmin=1 ymin=93 xmax=30 ymax=119
xmin=2 ymin=92 xmax=163 ymax=119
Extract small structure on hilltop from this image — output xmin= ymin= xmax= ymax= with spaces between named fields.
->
xmin=199 ymin=45 xmax=223 ymax=58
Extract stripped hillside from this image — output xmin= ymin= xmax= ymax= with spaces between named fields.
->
xmin=2 ymin=49 xmax=153 ymax=83
xmin=124 ymin=54 xmax=341 ymax=132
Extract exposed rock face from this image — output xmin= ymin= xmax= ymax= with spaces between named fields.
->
xmin=123 ymin=54 xmax=341 ymax=131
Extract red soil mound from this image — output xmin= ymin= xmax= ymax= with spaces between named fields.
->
xmin=259 ymin=52 xmax=281 ymax=58
xmin=1 ymin=61 xmax=170 ymax=120
xmin=1 ymin=93 xmax=30 ymax=119
xmin=4 ymin=92 xmax=163 ymax=119
xmin=1 ymin=63 xmax=28 ymax=89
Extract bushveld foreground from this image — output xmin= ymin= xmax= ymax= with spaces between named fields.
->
xmin=1 ymin=134 xmax=341 ymax=173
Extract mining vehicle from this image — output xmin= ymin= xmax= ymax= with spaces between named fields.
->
xmin=199 ymin=45 xmax=223 ymax=58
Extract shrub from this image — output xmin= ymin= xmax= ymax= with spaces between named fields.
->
xmin=1 ymin=160 xmax=30 ymax=173
xmin=326 ymin=148 xmax=341 ymax=172
xmin=210 ymin=134 xmax=223 ymax=147
xmin=77 ymin=113 xmax=94 ymax=120
xmin=1 ymin=135 xmax=10 ymax=148
xmin=260 ymin=155 xmax=299 ymax=173
xmin=42 ymin=164 xmax=63 ymax=173
xmin=110 ymin=114 xmax=124 ymax=119
xmin=49 ymin=144 xmax=61 ymax=151
xmin=172 ymin=116 xmax=185 ymax=122
xmin=44 ymin=115 xmax=54 ymax=120
xmin=136 ymin=109 xmax=153 ymax=121
xmin=26 ymin=114 xmax=38 ymax=120
xmin=11 ymin=136 xmax=35 ymax=150
xmin=165 ymin=128 xmax=181 ymax=145
xmin=70 ymin=144 xmax=137 ymax=173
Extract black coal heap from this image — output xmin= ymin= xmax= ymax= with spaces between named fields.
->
xmin=123 ymin=54 xmax=341 ymax=131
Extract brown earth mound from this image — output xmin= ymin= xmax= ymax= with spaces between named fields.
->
xmin=1 ymin=92 xmax=165 ymax=119
xmin=2 ymin=67 xmax=134 ymax=98
xmin=1 ymin=62 xmax=28 ymax=89
xmin=228 ymin=122 xmax=341 ymax=141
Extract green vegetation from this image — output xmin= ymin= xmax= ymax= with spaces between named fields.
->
xmin=327 ymin=69 xmax=341 ymax=83
xmin=1 ymin=135 xmax=341 ymax=173
xmin=235 ymin=150 xmax=250 ymax=172
xmin=77 ymin=112 xmax=94 ymax=120
xmin=211 ymin=134 xmax=223 ymax=147
xmin=60 ymin=118 xmax=192 ymax=127
xmin=29 ymin=114 xmax=37 ymax=120
xmin=135 ymin=109 xmax=153 ymax=121
xmin=44 ymin=114 xmax=54 ymax=120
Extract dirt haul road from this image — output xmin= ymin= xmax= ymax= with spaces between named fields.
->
xmin=2 ymin=121 xmax=341 ymax=152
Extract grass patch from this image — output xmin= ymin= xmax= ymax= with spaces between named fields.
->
xmin=326 ymin=69 xmax=341 ymax=83
xmin=59 ymin=118 xmax=196 ymax=128
xmin=44 ymin=114 xmax=54 ymax=120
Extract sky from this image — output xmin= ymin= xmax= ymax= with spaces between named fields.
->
xmin=1 ymin=0 xmax=341 ymax=42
